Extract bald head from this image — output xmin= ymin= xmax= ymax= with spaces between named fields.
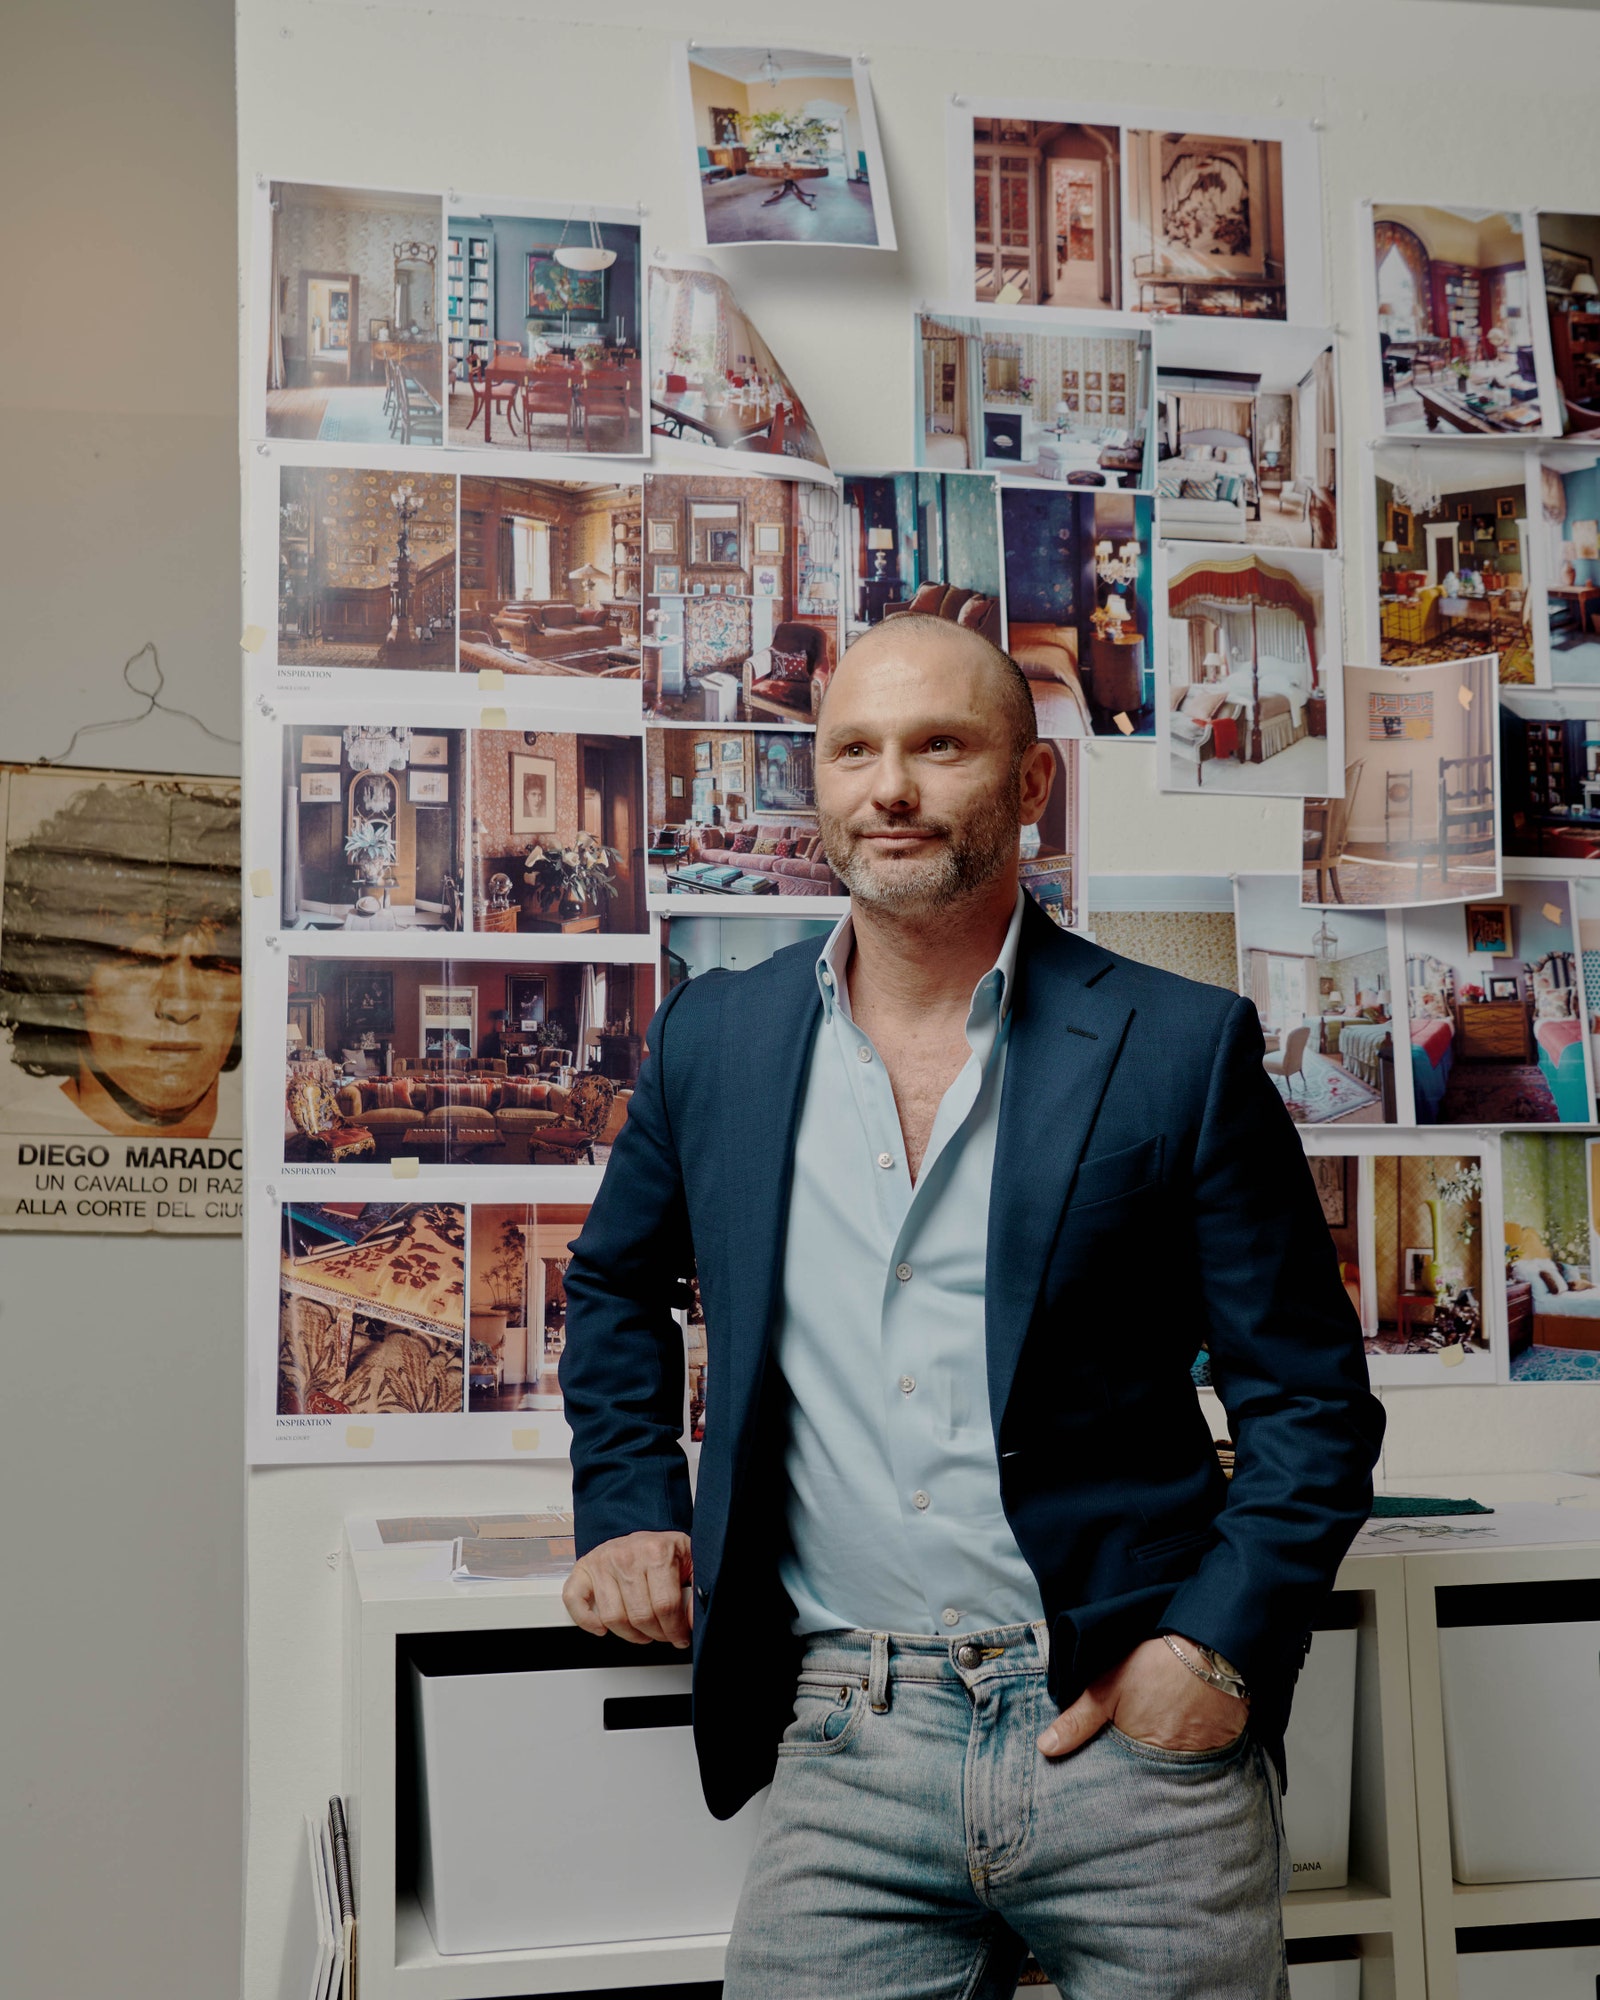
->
xmin=821 ymin=615 xmax=1038 ymax=766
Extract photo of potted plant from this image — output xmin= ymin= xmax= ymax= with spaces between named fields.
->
xmin=524 ymin=831 xmax=621 ymax=921
xmin=344 ymin=817 xmax=396 ymax=888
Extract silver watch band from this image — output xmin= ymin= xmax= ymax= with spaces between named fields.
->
xmin=1162 ymin=1631 xmax=1249 ymax=1701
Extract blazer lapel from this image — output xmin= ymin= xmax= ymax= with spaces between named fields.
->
xmin=985 ymin=901 xmax=1132 ymax=1440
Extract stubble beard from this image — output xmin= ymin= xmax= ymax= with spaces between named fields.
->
xmin=819 ymin=772 xmax=1022 ymax=919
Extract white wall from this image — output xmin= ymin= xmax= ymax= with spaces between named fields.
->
xmin=247 ymin=1 xmax=1600 ymax=1993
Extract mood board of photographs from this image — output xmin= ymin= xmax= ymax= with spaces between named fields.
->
xmin=241 ymin=99 xmax=1600 ymax=1461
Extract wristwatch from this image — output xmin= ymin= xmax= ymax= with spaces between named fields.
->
xmin=1162 ymin=1631 xmax=1250 ymax=1702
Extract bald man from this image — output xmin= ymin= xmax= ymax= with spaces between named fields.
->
xmin=560 ymin=617 xmax=1382 ymax=1999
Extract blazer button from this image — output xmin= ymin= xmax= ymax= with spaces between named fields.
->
xmin=695 ymin=1585 xmax=708 ymax=1606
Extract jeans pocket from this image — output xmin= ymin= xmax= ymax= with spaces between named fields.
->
xmin=777 ymin=1675 xmax=867 ymax=1757
xmin=1107 ymin=1721 xmax=1250 ymax=1769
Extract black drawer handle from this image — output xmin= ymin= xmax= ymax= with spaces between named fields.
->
xmin=602 ymin=1693 xmax=692 ymax=1731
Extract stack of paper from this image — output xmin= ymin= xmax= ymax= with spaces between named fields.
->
xmin=280 ymin=1799 xmax=356 ymax=2000
xmin=450 ymin=1533 xmax=575 ymax=1580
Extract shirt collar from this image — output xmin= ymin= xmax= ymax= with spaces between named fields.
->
xmin=815 ymin=887 xmax=1027 ymax=1028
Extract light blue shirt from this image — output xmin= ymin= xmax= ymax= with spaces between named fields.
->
xmin=775 ymin=890 xmax=1047 ymax=1638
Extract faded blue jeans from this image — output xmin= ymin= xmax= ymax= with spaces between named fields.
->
xmin=723 ymin=1620 xmax=1289 ymax=2000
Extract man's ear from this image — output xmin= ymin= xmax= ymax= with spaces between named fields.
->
xmin=1019 ymin=740 xmax=1056 ymax=827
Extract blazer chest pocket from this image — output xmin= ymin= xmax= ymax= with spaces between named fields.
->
xmin=1068 ymin=1136 xmax=1164 ymax=1215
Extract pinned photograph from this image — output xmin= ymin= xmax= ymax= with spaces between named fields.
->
xmin=914 ymin=310 xmax=1153 ymax=486
xmin=1532 ymin=446 xmax=1600 ymax=684
xmin=999 ymin=485 xmax=1155 ymax=738
xmin=1157 ymin=547 xmax=1344 ymax=798
xmin=1126 ymin=125 xmax=1290 ymax=319
xmin=1400 ymin=879 xmax=1592 ymax=1124
xmin=965 ymin=115 xmax=1123 ymax=310
xmin=645 ymin=725 xmax=844 ymax=910
xmin=1498 ymin=690 xmax=1600 ymax=875
xmin=456 ymin=476 xmax=642 ymax=681
xmin=261 ymin=181 xmax=445 ymax=443
xmin=1534 ymin=212 xmax=1600 ymax=436
xmin=1365 ymin=204 xmax=1554 ymax=438
xmin=1303 ymin=657 xmax=1501 ymax=909
xmin=1370 ymin=445 xmax=1530 ymax=679
xmin=648 ymin=259 xmax=830 ymax=475
xmin=444 ymin=200 xmax=644 ymax=456
xmin=676 ymin=46 xmax=894 ymax=252
xmin=277 ymin=468 xmax=456 ymax=672
xmin=1501 ymin=1132 xmax=1600 ymax=1380
xmin=280 ymin=724 xmax=466 ymax=932
xmin=1086 ymin=874 xmax=1239 ymax=990
xmin=467 ymin=1202 xmax=591 ymax=1416
xmin=842 ymin=470 xmax=1001 ymax=651
xmin=641 ymin=472 xmax=841 ymax=722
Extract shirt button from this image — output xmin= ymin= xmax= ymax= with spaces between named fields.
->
xmin=821 ymin=964 xmax=834 ymax=985
xmin=877 ymin=1152 xmax=894 ymax=1170
xmin=856 ymin=1045 xmax=872 ymax=1063
xmin=941 ymin=1608 xmax=960 ymax=1627
xmin=899 ymin=1375 xmax=916 ymax=1395
xmin=912 ymin=1490 xmax=930 ymax=1511
xmin=896 ymin=1263 xmax=912 ymax=1282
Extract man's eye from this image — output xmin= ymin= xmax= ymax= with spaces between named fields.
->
xmin=928 ymin=737 xmax=957 ymax=753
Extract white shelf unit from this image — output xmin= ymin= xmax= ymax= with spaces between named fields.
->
xmin=1405 ymin=1541 xmax=1600 ymax=2000
xmin=345 ymin=1538 xmax=1422 ymax=1999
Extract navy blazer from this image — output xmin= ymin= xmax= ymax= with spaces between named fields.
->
xmin=561 ymin=897 xmax=1384 ymax=1819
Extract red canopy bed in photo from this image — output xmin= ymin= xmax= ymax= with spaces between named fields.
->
xmin=1167 ymin=555 xmax=1321 ymax=764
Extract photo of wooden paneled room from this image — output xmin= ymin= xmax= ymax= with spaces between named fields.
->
xmin=277 ymin=470 xmax=456 ymax=671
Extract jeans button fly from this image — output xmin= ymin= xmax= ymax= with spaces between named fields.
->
xmin=955 ymin=1642 xmax=983 ymax=1669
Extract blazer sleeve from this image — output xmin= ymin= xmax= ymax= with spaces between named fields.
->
xmin=1159 ymin=994 xmax=1385 ymax=1688
xmin=558 ymin=979 xmax=699 ymax=1557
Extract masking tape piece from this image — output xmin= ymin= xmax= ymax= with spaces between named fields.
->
xmin=1113 ymin=712 xmax=1134 ymax=735
xmin=345 ymin=1425 xmax=375 ymax=1448
xmin=1439 ymin=1346 xmax=1465 ymax=1369
xmin=1458 ymin=685 xmax=1474 ymax=708
xmin=248 ymin=868 xmax=273 ymax=898
xmin=995 ymin=282 xmax=1024 ymax=307
xmin=391 ymin=1155 xmax=420 ymax=1180
xmin=511 ymin=1428 xmax=541 ymax=1452
xmin=477 ymin=667 xmax=505 ymax=691
xmin=1543 ymin=903 xmax=1564 ymax=924
xmin=481 ymin=706 xmax=508 ymax=729
xmin=240 ymin=624 xmax=268 ymax=653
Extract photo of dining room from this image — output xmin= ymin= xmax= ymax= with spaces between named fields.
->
xmin=1536 ymin=213 xmax=1600 ymax=436
xmin=280 ymin=724 xmax=465 ymax=931
xmin=645 ymin=726 xmax=844 ymax=905
xmin=915 ymin=311 xmax=1153 ymax=487
xmin=1498 ymin=691 xmax=1600 ymax=873
xmin=1533 ymin=448 xmax=1600 ymax=682
xmin=1234 ymin=874 xmax=1398 ymax=1123
xmin=1368 ymin=203 xmax=1549 ymax=437
xmin=999 ymin=485 xmax=1155 ymax=737
xmin=1159 ymin=548 xmax=1342 ymax=798
xmin=444 ymin=203 xmax=643 ymax=455
xmin=282 ymin=956 xmax=653 ymax=1164
xmin=1086 ymin=874 xmax=1238 ymax=989
xmin=1501 ymin=1133 xmax=1600 ymax=1381
xmin=1373 ymin=446 xmax=1531 ymax=678
xmin=648 ymin=261 xmax=827 ymax=470
xmin=1155 ymin=320 xmax=1338 ymax=549
xmin=1303 ymin=656 xmax=1500 ymax=909
xmin=262 ymin=182 xmax=445 ymax=443
xmin=469 ymin=726 xmax=646 ymax=936
xmin=276 ymin=469 xmax=455 ymax=671
xmin=455 ymin=478 xmax=642 ymax=680
xmin=681 ymin=47 xmax=891 ymax=250
xmin=842 ymin=471 xmax=1001 ymax=645
xmin=277 ymin=1201 xmax=466 ymax=1417
xmin=1401 ymin=879 xmax=1591 ymax=1125
xmin=641 ymin=473 xmax=842 ymax=721
xmin=1126 ymin=125 xmax=1290 ymax=319
xmin=964 ymin=114 xmax=1122 ymax=310
xmin=466 ymin=1202 xmax=590 ymax=1415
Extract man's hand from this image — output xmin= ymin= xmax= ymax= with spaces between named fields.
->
xmin=1036 ymin=1636 xmax=1247 ymax=1759
xmin=562 ymin=1530 xmax=694 ymax=1648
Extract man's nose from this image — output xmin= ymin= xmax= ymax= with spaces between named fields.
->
xmin=152 ymin=951 xmax=203 ymax=1023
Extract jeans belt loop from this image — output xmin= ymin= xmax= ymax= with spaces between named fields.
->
xmin=1030 ymin=1617 xmax=1051 ymax=1672
xmin=868 ymin=1631 xmax=891 ymax=1713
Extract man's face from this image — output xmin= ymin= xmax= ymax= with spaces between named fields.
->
xmin=815 ymin=629 xmax=1050 ymax=916
xmin=81 ymin=924 xmax=242 ymax=1119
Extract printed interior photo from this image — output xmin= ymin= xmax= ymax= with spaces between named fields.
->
xmin=1369 ymin=204 xmax=1548 ymax=437
xmin=456 ymin=477 xmax=642 ymax=680
xmin=1535 ymin=212 xmax=1600 ymax=436
xmin=1402 ymin=880 xmax=1589 ymax=1125
xmin=469 ymin=727 xmax=646 ymax=936
xmin=1086 ymin=874 xmax=1238 ymax=989
xmin=842 ymin=471 xmax=1001 ymax=649
xmin=665 ymin=913 xmax=834 ymax=986
xmin=1160 ymin=548 xmax=1342 ymax=798
xmin=1533 ymin=448 xmax=1600 ymax=683
xmin=1498 ymin=691 xmax=1600 ymax=872
xmin=283 ymin=956 xmax=654 ymax=1163
xmin=1502 ymin=1132 xmax=1600 ymax=1381
xmin=277 ymin=468 xmax=455 ymax=672
xmin=1302 ymin=657 xmax=1500 ymax=909
xmin=1234 ymin=875 xmax=1397 ymax=1124
xmin=1000 ymin=485 xmax=1155 ymax=737
xmin=967 ymin=116 xmax=1122 ymax=310
xmin=1126 ymin=125 xmax=1287 ymax=320
xmin=1324 ymin=1150 xmax=1489 ymax=1365
xmin=467 ymin=1202 xmax=590 ymax=1414
xmin=1579 ymin=879 xmax=1600 ymax=1096
xmin=681 ymin=47 xmax=890 ymax=250
xmin=642 ymin=473 xmax=841 ymax=722
xmin=263 ymin=181 xmax=445 ymax=444
xmin=1155 ymin=320 xmax=1338 ymax=550
xmin=646 ymin=725 xmax=841 ymax=903
xmin=444 ymin=203 xmax=643 ymax=455
xmin=281 ymin=724 xmax=465 ymax=931
xmin=1373 ymin=446 xmax=1530 ymax=679
xmin=278 ymin=1201 xmax=466 ymax=1416
xmin=648 ymin=261 xmax=828 ymax=470
xmin=915 ymin=311 xmax=1153 ymax=486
